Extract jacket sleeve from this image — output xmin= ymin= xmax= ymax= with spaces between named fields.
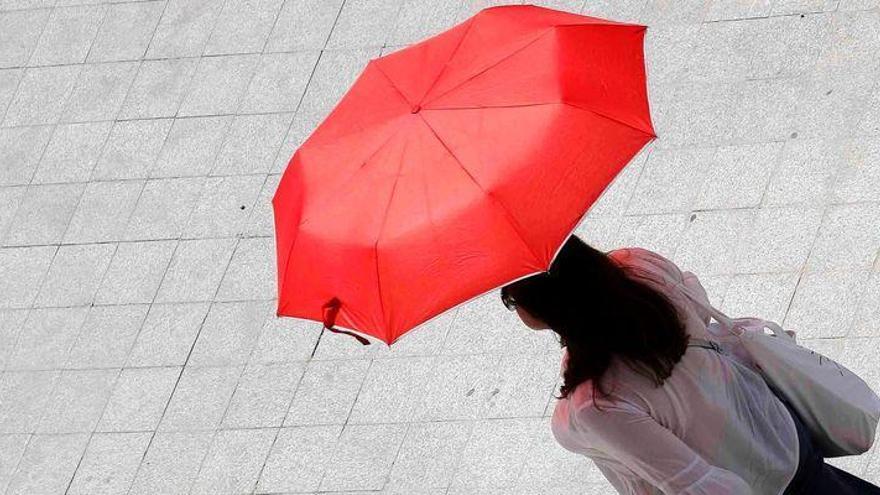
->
xmin=594 ymin=458 xmax=665 ymax=495
xmin=593 ymin=458 xmax=640 ymax=494
xmin=575 ymin=400 xmax=754 ymax=495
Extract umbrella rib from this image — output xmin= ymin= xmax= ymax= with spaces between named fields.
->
xmin=425 ymin=101 xmax=655 ymax=138
xmin=418 ymin=118 xmax=544 ymax=267
xmin=370 ymin=16 xmax=477 ymax=112
xmin=276 ymin=119 xmax=408 ymax=318
xmin=418 ymin=15 xmax=478 ymax=107
xmin=297 ymin=117 xmax=409 ymax=228
xmin=373 ymin=128 xmax=411 ymax=344
xmin=561 ymin=100 xmax=655 ymax=138
xmin=421 ymin=27 xmax=554 ymax=109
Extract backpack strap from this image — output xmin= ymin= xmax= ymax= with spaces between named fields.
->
xmin=669 ymin=276 xmax=744 ymax=339
xmin=687 ymin=337 xmax=727 ymax=355
xmin=621 ymin=248 xmax=743 ymax=339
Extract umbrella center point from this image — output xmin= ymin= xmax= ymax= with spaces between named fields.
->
xmin=411 ymin=104 xmax=421 ymax=114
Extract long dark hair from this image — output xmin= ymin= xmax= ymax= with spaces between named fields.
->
xmin=500 ymin=235 xmax=690 ymax=411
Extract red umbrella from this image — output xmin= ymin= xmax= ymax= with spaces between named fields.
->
xmin=272 ymin=4 xmax=656 ymax=346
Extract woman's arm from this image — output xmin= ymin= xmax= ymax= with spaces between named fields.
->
xmin=594 ymin=458 xmax=666 ymax=495
xmin=575 ymin=399 xmax=753 ymax=495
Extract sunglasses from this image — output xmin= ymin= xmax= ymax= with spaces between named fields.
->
xmin=501 ymin=292 xmax=517 ymax=311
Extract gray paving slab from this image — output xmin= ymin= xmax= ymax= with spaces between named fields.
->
xmin=28 ymin=4 xmax=106 ymax=67
xmin=3 ymin=183 xmax=84 ymax=246
xmin=126 ymin=302 xmax=210 ymax=367
xmin=35 ymin=367 xmax=117 ymax=434
xmin=122 ymin=177 xmax=204 ymax=240
xmin=94 ymin=240 xmax=176 ymax=305
xmin=118 ymin=58 xmax=200 ymax=120
xmin=127 ymin=430 xmax=214 ymax=495
xmin=63 ymin=179 xmax=142 ymax=243
xmin=32 ymin=121 xmax=113 ymax=184
xmin=216 ymin=235 xmax=277 ymax=301
xmin=151 ymin=115 xmax=233 ymax=178
xmin=157 ymin=364 xmax=243 ymax=432
xmin=220 ymin=361 xmax=304 ymax=429
xmin=4 ymin=433 xmax=90 ymax=495
xmin=145 ymin=0 xmax=224 ymax=60
xmin=34 ymin=242 xmax=115 ymax=307
xmin=203 ymin=0 xmax=283 ymax=57
xmin=3 ymin=65 xmax=82 ymax=127
xmin=86 ymin=1 xmax=164 ymax=63
xmin=182 ymin=175 xmax=264 ymax=238
xmin=0 ymin=434 xmax=29 ymax=495
xmin=0 ymin=309 xmax=28 ymax=370
xmin=211 ymin=113 xmax=292 ymax=175
xmin=66 ymin=431 xmax=152 ymax=495
xmin=96 ymin=366 xmax=181 ymax=432
xmin=7 ymin=307 xmax=89 ymax=371
xmin=64 ymin=304 xmax=149 ymax=369
xmin=91 ymin=118 xmax=173 ymax=180
xmin=178 ymin=53 xmax=261 ymax=117
xmin=188 ymin=427 xmax=275 ymax=494
xmin=0 ymin=246 xmax=55 ymax=308
xmin=265 ymin=0 xmax=344 ymax=52
xmin=0 ymin=370 xmax=60 ymax=433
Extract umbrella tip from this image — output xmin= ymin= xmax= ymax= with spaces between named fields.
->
xmin=322 ymin=297 xmax=342 ymax=327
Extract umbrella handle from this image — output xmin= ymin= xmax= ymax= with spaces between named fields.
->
xmin=322 ymin=297 xmax=371 ymax=346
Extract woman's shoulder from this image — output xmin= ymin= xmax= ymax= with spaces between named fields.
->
xmin=606 ymin=247 xmax=630 ymax=257
xmin=609 ymin=247 xmax=682 ymax=280
xmin=608 ymin=246 xmax=664 ymax=262
xmin=606 ymin=247 xmax=654 ymax=264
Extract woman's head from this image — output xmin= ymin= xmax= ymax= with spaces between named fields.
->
xmin=501 ymin=290 xmax=551 ymax=331
xmin=500 ymin=235 xmax=690 ymax=409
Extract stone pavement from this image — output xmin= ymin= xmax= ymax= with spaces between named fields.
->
xmin=1 ymin=0 xmax=879 ymax=493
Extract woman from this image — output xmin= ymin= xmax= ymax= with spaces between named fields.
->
xmin=500 ymin=235 xmax=880 ymax=494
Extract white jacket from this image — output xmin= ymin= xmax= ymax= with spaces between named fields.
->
xmin=550 ymin=247 xmax=798 ymax=494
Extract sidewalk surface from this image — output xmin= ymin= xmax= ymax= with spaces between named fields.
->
xmin=1 ymin=0 xmax=879 ymax=494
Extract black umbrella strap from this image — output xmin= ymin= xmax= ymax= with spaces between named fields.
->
xmin=325 ymin=325 xmax=371 ymax=345
xmin=322 ymin=297 xmax=371 ymax=346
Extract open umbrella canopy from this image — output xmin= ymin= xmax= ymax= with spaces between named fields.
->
xmin=272 ymin=4 xmax=657 ymax=346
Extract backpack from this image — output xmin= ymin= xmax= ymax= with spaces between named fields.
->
xmin=678 ymin=279 xmax=880 ymax=458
